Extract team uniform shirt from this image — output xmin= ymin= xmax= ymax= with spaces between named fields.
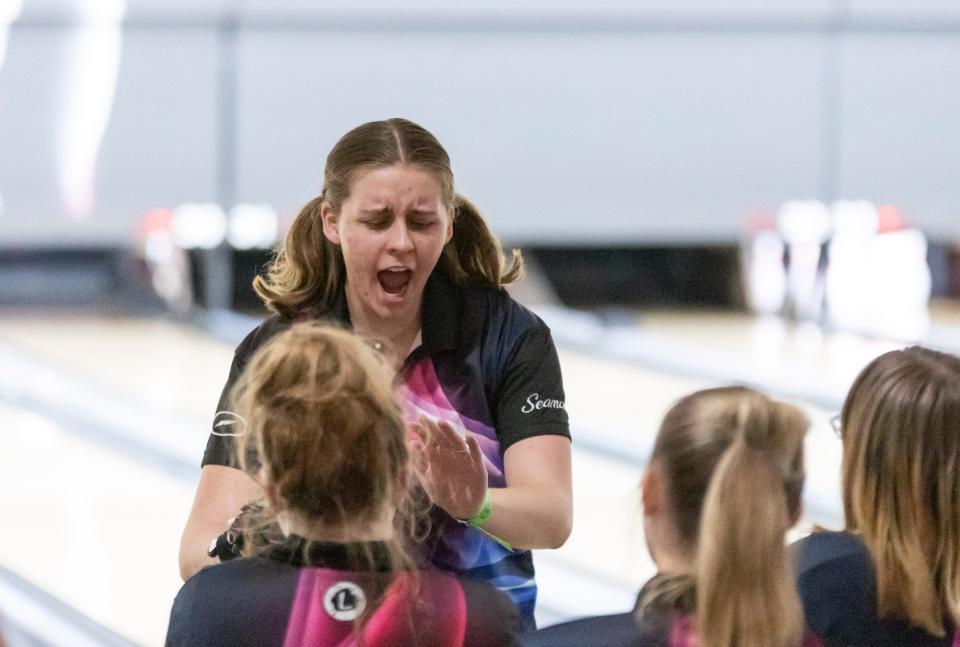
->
xmin=794 ymin=531 xmax=959 ymax=647
xmin=166 ymin=535 xmax=520 ymax=647
xmin=202 ymin=269 xmax=571 ymax=626
xmin=526 ymin=576 xmax=825 ymax=647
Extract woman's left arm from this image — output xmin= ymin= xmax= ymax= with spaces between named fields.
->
xmin=413 ymin=313 xmax=573 ymax=549
xmin=412 ymin=419 xmax=572 ymax=550
xmin=483 ymin=315 xmax=574 ymax=549
xmin=483 ymin=434 xmax=573 ymax=549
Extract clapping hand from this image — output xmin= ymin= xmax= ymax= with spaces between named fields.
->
xmin=408 ymin=416 xmax=487 ymax=520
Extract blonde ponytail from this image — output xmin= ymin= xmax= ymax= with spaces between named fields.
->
xmin=642 ymin=387 xmax=808 ymax=647
xmin=440 ymin=194 xmax=523 ymax=288
xmin=253 ymin=195 xmax=344 ymax=319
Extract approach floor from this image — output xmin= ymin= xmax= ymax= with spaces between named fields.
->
xmin=1 ymin=303 xmax=940 ymax=644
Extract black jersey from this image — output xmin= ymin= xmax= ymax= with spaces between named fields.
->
xmin=795 ymin=531 xmax=958 ymax=647
xmin=524 ymin=612 xmax=643 ymax=647
xmin=526 ymin=576 xmax=825 ymax=647
xmin=167 ymin=535 xmax=521 ymax=647
xmin=201 ymin=270 xmax=570 ymax=625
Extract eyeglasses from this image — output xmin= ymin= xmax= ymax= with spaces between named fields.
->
xmin=829 ymin=413 xmax=842 ymax=438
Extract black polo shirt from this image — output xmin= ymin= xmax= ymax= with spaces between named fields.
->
xmin=202 ymin=269 xmax=570 ymax=626
xmin=527 ymin=575 xmax=825 ymax=647
xmin=794 ymin=531 xmax=956 ymax=647
xmin=167 ymin=536 xmax=521 ymax=647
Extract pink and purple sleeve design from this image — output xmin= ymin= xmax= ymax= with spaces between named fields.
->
xmin=283 ymin=570 xmax=467 ymax=647
xmin=398 ymin=359 xmax=506 ymax=487
xmin=397 ymin=358 xmax=537 ymax=620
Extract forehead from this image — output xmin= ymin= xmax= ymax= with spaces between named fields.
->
xmin=346 ymin=164 xmax=446 ymax=208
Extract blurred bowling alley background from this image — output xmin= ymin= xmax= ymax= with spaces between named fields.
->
xmin=2 ymin=2 xmax=960 ymax=645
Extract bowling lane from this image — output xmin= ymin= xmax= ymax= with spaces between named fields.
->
xmin=628 ymin=300 xmax=960 ymax=408
xmin=536 ymin=349 xmax=843 ymax=617
xmin=0 ymin=399 xmax=195 ymax=646
xmin=0 ymin=311 xmax=233 ymax=423
xmin=0 ymin=310 xmax=846 ymax=639
xmin=635 ymin=310 xmax=900 ymax=401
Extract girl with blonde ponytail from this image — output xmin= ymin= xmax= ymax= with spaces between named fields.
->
xmin=166 ymin=324 xmax=521 ymax=646
xmin=691 ymin=389 xmax=809 ymax=647
xmin=530 ymin=386 xmax=822 ymax=647
xmin=180 ymin=118 xmax=572 ymax=630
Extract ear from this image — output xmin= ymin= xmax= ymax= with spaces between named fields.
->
xmin=440 ymin=200 xmax=455 ymax=245
xmin=320 ymin=201 xmax=341 ymax=246
xmin=641 ymin=466 xmax=661 ymax=516
xmin=444 ymin=214 xmax=454 ymax=245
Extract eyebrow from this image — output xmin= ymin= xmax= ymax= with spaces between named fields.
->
xmin=358 ymin=207 xmax=438 ymax=217
xmin=359 ymin=208 xmax=391 ymax=216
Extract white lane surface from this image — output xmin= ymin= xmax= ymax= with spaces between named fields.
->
xmin=0 ymin=400 xmax=195 ymax=646
xmin=0 ymin=311 xmax=851 ymax=641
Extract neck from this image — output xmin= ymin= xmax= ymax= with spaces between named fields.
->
xmin=654 ymin=551 xmax=694 ymax=576
xmin=345 ymin=292 xmax=421 ymax=362
xmin=646 ymin=518 xmax=695 ymax=576
xmin=277 ymin=508 xmax=395 ymax=544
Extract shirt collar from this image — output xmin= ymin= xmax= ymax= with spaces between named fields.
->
xmin=419 ymin=269 xmax=459 ymax=354
xmin=264 ymin=534 xmax=393 ymax=571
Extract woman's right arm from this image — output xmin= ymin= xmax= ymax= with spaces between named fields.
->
xmin=178 ymin=464 xmax=263 ymax=581
xmin=179 ymin=321 xmax=281 ymax=580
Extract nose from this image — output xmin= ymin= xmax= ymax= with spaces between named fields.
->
xmin=386 ymin=220 xmax=414 ymax=254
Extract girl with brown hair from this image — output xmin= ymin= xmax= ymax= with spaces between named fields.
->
xmin=528 ymin=386 xmax=822 ymax=647
xmin=166 ymin=323 xmax=520 ymax=646
xmin=794 ymin=346 xmax=960 ymax=646
xmin=178 ymin=118 xmax=572 ymax=628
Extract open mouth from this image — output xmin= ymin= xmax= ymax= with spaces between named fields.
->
xmin=377 ymin=269 xmax=412 ymax=295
